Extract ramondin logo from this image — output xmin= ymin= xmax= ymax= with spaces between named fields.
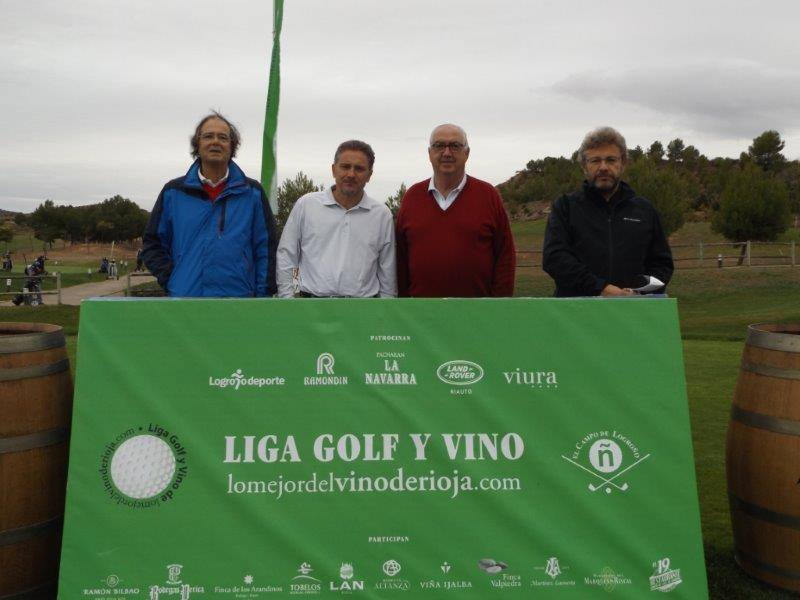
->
xmin=99 ymin=424 xmax=188 ymax=508
xmin=437 ymin=360 xmax=484 ymax=386
xmin=209 ymin=368 xmax=286 ymax=390
xmin=562 ymin=430 xmax=650 ymax=494
xmin=317 ymin=353 xmax=334 ymax=375
xmin=304 ymin=353 xmax=348 ymax=386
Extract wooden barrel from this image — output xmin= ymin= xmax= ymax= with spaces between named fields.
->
xmin=0 ymin=323 xmax=72 ymax=599
xmin=726 ymin=323 xmax=800 ymax=592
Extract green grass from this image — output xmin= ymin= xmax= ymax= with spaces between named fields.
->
xmin=510 ymin=218 xmax=547 ymax=251
xmin=673 ymin=268 xmax=800 ymax=340
xmin=0 ymin=232 xmax=53 ymax=254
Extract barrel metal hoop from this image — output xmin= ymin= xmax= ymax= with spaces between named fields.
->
xmin=0 ymin=427 xmax=69 ymax=454
xmin=0 ymin=516 xmax=62 ymax=547
xmin=729 ymin=493 xmax=800 ymax=531
xmin=0 ymin=329 xmax=65 ymax=355
xmin=741 ymin=360 xmax=800 ymax=381
xmin=0 ymin=358 xmax=70 ymax=382
xmin=735 ymin=549 xmax=800 ymax=582
xmin=747 ymin=324 xmax=800 ymax=353
xmin=731 ymin=405 xmax=800 ymax=437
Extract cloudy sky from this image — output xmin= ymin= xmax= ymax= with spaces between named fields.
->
xmin=3 ymin=0 xmax=799 ymax=213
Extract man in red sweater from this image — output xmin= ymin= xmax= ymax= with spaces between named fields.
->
xmin=396 ymin=124 xmax=516 ymax=297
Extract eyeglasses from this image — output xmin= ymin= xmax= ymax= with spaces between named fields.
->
xmin=430 ymin=141 xmax=466 ymax=153
xmin=586 ymin=156 xmax=621 ymax=167
xmin=200 ymin=132 xmax=231 ymax=142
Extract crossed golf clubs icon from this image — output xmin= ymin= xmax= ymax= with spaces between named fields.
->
xmin=561 ymin=454 xmax=650 ymax=493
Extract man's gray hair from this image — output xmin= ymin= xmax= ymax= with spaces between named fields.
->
xmin=578 ymin=126 xmax=627 ymax=164
xmin=190 ymin=110 xmax=241 ymax=159
xmin=429 ymin=123 xmax=469 ymax=148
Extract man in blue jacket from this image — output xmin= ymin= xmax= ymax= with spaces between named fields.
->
xmin=142 ymin=111 xmax=277 ymax=297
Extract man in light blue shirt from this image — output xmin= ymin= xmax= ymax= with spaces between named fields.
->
xmin=276 ymin=140 xmax=396 ymax=298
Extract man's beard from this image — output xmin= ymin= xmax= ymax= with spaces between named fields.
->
xmin=590 ymin=174 xmax=619 ymax=192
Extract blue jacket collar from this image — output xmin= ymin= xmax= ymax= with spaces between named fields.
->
xmin=183 ymin=159 xmax=248 ymax=193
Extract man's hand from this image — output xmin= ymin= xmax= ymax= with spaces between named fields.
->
xmin=601 ymin=284 xmax=634 ymax=297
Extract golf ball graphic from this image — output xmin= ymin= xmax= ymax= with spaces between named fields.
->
xmin=110 ymin=434 xmax=176 ymax=499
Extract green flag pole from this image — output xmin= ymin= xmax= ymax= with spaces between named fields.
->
xmin=261 ymin=0 xmax=284 ymax=214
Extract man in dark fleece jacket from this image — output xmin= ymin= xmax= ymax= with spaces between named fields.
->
xmin=542 ymin=126 xmax=673 ymax=297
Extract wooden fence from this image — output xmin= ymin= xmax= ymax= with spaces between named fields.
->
xmin=517 ymin=240 xmax=798 ymax=269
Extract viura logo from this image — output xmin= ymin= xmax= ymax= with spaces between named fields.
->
xmin=503 ymin=368 xmax=558 ymax=389
xmin=437 ymin=360 xmax=484 ymax=394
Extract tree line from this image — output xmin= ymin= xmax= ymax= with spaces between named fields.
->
xmin=271 ymin=130 xmax=797 ymax=247
xmin=15 ymin=195 xmax=149 ymax=245
xmin=16 ymin=131 xmax=795 ymax=248
xmin=496 ymin=130 xmax=798 ymax=243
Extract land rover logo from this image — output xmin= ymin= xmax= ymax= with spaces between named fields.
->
xmin=437 ymin=360 xmax=484 ymax=386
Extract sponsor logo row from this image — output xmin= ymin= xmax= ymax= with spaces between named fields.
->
xmin=81 ymin=556 xmax=681 ymax=598
xmin=209 ymin=353 xmax=558 ymax=392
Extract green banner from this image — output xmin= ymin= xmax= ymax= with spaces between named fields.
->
xmin=59 ymin=298 xmax=707 ymax=599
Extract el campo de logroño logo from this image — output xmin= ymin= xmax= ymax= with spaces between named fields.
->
xmin=561 ymin=430 xmax=650 ymax=494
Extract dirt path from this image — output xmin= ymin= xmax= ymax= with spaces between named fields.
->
xmin=1 ymin=275 xmax=157 ymax=306
xmin=51 ymin=275 xmax=156 ymax=305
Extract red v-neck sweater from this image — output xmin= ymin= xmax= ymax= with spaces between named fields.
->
xmin=396 ymin=176 xmax=516 ymax=297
